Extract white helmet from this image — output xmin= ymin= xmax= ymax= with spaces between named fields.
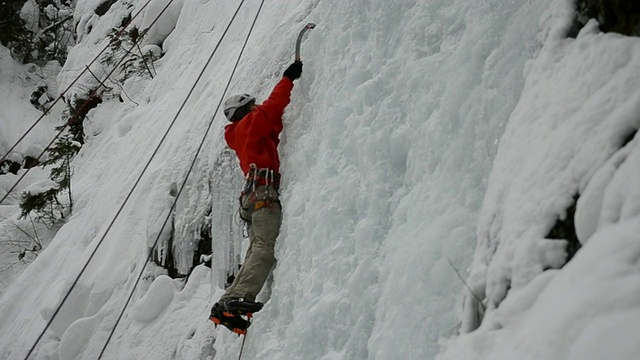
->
xmin=223 ymin=94 xmax=255 ymax=121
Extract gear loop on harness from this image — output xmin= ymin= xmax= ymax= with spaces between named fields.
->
xmin=238 ymin=163 xmax=281 ymax=223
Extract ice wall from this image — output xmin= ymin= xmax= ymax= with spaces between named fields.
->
xmin=1 ymin=0 xmax=613 ymax=359
xmin=215 ymin=0 xmax=553 ymax=358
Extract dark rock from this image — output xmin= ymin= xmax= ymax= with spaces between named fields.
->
xmin=0 ymin=160 xmax=21 ymax=175
xmin=573 ymin=0 xmax=640 ymax=37
xmin=95 ymin=0 xmax=118 ymax=16
xmin=620 ymin=128 xmax=637 ymax=148
xmin=546 ymin=194 xmax=581 ymax=265
xmin=23 ymin=156 xmax=40 ymax=169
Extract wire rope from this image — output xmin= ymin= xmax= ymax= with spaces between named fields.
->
xmin=98 ymin=0 xmax=265 ymax=357
xmin=1 ymin=0 xmax=178 ymax=206
xmin=0 ymin=0 xmax=154 ymax=165
xmin=20 ymin=0 xmax=191 ymax=357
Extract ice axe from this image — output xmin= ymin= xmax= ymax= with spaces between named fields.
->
xmin=295 ymin=23 xmax=316 ymax=61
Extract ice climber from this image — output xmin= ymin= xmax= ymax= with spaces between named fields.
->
xmin=209 ymin=61 xmax=303 ymax=334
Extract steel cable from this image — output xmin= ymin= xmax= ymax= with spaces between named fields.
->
xmin=98 ymin=0 xmax=265 ymax=357
xmin=1 ymin=0 xmax=178 ymax=206
xmin=0 ymin=0 xmax=154 ymax=165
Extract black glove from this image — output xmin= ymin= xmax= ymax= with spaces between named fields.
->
xmin=283 ymin=61 xmax=303 ymax=80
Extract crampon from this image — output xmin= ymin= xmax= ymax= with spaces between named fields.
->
xmin=210 ymin=299 xmax=263 ymax=335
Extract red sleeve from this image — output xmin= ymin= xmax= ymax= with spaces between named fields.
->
xmin=258 ymin=77 xmax=294 ymax=130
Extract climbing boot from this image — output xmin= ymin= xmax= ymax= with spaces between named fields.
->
xmin=209 ymin=298 xmax=263 ymax=335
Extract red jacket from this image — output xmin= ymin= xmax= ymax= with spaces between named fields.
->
xmin=224 ymin=77 xmax=294 ymax=175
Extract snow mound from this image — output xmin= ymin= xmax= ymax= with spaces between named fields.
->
xmin=439 ymin=215 xmax=640 ymax=360
xmin=466 ymin=18 xmax=640 ymax=315
xmin=130 ymin=275 xmax=175 ymax=323
xmin=141 ymin=0 xmax=184 ymax=49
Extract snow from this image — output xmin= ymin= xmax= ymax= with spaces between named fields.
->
xmin=438 ymin=216 xmax=640 ymax=360
xmin=0 ymin=0 xmax=638 ymax=359
xmin=44 ymin=4 xmax=59 ymax=21
xmin=23 ymin=179 xmax=59 ymax=195
xmin=0 ymin=46 xmax=62 ymax=164
xmin=0 ymin=43 xmax=65 ymax=296
xmin=20 ymin=0 xmax=40 ymax=34
xmin=141 ymin=0 xmax=184 ymax=48
xmin=575 ymin=136 xmax=640 ymax=244
xmin=130 ymin=275 xmax=175 ymax=322
xmin=459 ymin=14 xmax=640 ymax=319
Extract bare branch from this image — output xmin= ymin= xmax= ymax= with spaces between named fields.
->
xmin=37 ymin=15 xmax=73 ymax=36
xmin=0 ymin=216 xmax=37 ymax=243
xmin=446 ymin=258 xmax=486 ymax=312
xmin=85 ymin=65 xmax=112 ymax=92
xmin=135 ymin=42 xmax=155 ymax=79
xmin=28 ymin=213 xmax=42 ymax=246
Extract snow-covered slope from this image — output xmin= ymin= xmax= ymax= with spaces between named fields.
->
xmin=438 ymin=5 xmax=640 ymax=360
xmin=0 ymin=43 xmax=64 ymax=295
xmin=0 ymin=0 xmax=638 ymax=359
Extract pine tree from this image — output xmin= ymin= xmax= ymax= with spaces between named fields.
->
xmin=19 ymin=132 xmax=80 ymax=226
xmin=101 ymin=26 xmax=159 ymax=83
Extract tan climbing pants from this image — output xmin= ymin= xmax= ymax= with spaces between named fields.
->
xmin=223 ymin=185 xmax=281 ymax=302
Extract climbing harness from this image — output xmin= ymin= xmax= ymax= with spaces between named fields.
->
xmin=238 ymin=164 xmax=280 ymax=222
xmin=242 ymin=164 xmax=280 ymax=193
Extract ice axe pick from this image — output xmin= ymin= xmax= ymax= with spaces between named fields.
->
xmin=295 ymin=23 xmax=316 ymax=61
